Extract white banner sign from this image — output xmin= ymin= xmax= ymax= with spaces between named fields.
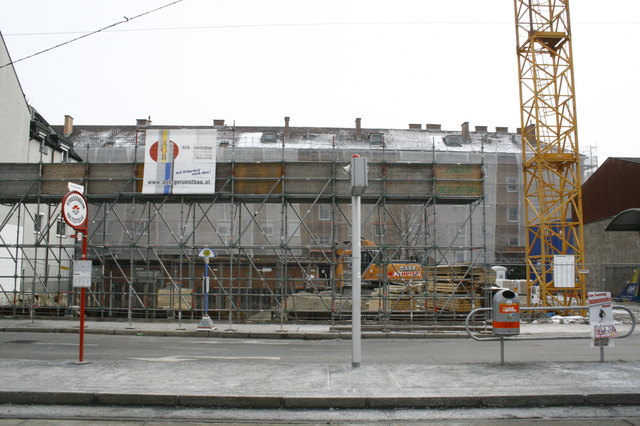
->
xmin=142 ymin=129 xmax=217 ymax=194
xmin=554 ymin=255 xmax=575 ymax=288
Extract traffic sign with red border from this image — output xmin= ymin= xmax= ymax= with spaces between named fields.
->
xmin=62 ymin=191 xmax=88 ymax=230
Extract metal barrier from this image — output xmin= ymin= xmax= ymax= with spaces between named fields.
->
xmin=465 ymin=305 xmax=637 ymax=365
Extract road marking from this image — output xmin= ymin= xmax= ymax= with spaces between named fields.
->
xmin=186 ymin=340 xmax=291 ymax=345
xmin=35 ymin=342 xmax=98 ymax=347
xmin=130 ymin=355 xmax=280 ymax=362
xmin=291 ymin=348 xmax=349 ymax=351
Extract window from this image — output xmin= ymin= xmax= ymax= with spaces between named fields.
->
xmin=287 ymin=220 xmax=301 ymax=239
xmin=55 ymin=217 xmax=66 ymax=237
xmin=180 ymin=220 xmax=194 ymax=240
xmin=262 ymin=221 xmax=274 ymax=237
xmin=369 ymin=133 xmax=384 ymax=145
xmin=455 ymin=251 xmax=467 ymax=264
xmin=508 ymin=236 xmax=519 ymax=246
xmin=34 ymin=212 xmax=44 ymax=233
xmin=318 ymin=235 xmax=332 ymax=245
xmin=133 ymin=220 xmax=149 ymax=237
xmin=373 ymin=223 xmax=385 ymax=237
xmin=506 ymin=176 xmax=518 ymax=192
xmin=261 ymin=132 xmax=277 ymax=143
xmin=218 ymin=222 xmax=232 ymax=237
xmin=508 ymin=206 xmax=519 ymax=222
xmin=98 ymin=219 xmax=113 ymax=236
xmin=60 ymin=150 xmax=68 ymax=163
xmin=318 ymin=204 xmax=330 ymax=221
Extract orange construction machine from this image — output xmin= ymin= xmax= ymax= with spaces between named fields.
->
xmin=335 ymin=239 xmax=423 ymax=289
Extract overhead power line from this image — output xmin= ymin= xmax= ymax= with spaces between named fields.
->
xmin=4 ymin=19 xmax=639 ymax=37
xmin=0 ymin=0 xmax=184 ymax=70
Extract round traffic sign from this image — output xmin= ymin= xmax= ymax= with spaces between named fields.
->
xmin=198 ymin=248 xmax=215 ymax=258
xmin=62 ymin=191 xmax=88 ymax=230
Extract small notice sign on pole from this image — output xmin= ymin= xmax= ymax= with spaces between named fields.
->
xmin=588 ymin=292 xmax=618 ymax=348
xmin=72 ymin=260 xmax=92 ymax=288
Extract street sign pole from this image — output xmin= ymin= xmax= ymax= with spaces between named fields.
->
xmin=62 ymin=190 xmax=90 ymax=364
xmin=197 ymin=248 xmax=215 ymax=331
xmin=79 ymin=227 xmax=88 ymax=363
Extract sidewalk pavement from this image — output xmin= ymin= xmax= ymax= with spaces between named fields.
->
xmin=1 ymin=316 xmax=640 ymax=410
xmin=0 ymin=315 xmax=602 ymax=339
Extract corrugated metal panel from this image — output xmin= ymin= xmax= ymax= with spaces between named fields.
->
xmin=583 ymin=158 xmax=640 ymax=223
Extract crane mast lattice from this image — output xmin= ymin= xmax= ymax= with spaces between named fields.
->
xmin=514 ymin=0 xmax=586 ymax=308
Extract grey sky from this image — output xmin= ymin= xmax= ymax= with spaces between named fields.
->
xmin=1 ymin=0 xmax=638 ymax=165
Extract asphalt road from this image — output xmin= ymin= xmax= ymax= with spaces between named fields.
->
xmin=1 ymin=331 xmax=639 ymax=365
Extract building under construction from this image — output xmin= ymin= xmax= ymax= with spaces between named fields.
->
xmin=2 ymin=116 xmax=598 ymax=323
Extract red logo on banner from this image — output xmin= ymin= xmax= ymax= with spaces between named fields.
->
xmin=149 ymin=141 xmax=179 ymax=162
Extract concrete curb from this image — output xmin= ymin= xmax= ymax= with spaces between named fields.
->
xmin=0 ymin=326 xmax=477 ymax=339
xmin=1 ymin=391 xmax=639 ymax=409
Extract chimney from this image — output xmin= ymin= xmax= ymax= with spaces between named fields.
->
xmin=355 ymin=118 xmax=362 ymax=140
xmin=213 ymin=119 xmax=225 ymax=127
xmin=523 ymin=124 xmax=536 ymax=142
xmin=408 ymin=123 xmax=422 ymax=130
xmin=475 ymin=125 xmax=488 ymax=133
xmin=461 ymin=122 xmax=470 ymax=142
xmin=426 ymin=123 xmax=442 ymax=131
xmin=136 ymin=117 xmax=152 ymax=127
xmin=284 ymin=116 xmax=290 ymax=139
xmin=63 ymin=115 xmax=74 ymax=136
xmin=496 ymin=126 xmax=509 ymax=134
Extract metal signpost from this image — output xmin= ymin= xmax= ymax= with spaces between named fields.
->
xmin=588 ymin=292 xmax=618 ymax=362
xmin=62 ymin=189 xmax=89 ymax=363
xmin=349 ymin=154 xmax=368 ymax=368
xmin=197 ymin=248 xmax=216 ymax=331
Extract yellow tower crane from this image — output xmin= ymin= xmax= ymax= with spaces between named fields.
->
xmin=513 ymin=0 xmax=586 ymax=308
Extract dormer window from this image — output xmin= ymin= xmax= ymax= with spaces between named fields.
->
xmin=369 ymin=133 xmax=384 ymax=145
xmin=443 ymin=135 xmax=462 ymax=147
xmin=261 ymin=132 xmax=278 ymax=143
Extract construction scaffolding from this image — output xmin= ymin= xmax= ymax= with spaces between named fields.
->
xmin=0 ymin=126 xmax=514 ymax=324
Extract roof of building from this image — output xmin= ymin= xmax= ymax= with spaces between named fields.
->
xmin=54 ymin=123 xmax=523 ymax=155
xmin=30 ymin=107 xmax=83 ymax=161
xmin=582 ymin=157 xmax=640 ymax=224
xmin=605 ymin=208 xmax=640 ymax=231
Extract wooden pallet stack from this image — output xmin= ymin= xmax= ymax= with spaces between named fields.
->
xmin=367 ymin=284 xmax=423 ymax=313
xmin=424 ymin=265 xmax=492 ymax=313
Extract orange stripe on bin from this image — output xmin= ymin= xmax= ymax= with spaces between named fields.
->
xmin=493 ymin=321 xmax=520 ymax=328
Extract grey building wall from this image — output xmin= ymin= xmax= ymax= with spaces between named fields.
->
xmin=0 ymin=33 xmax=31 ymax=162
xmin=583 ymin=216 xmax=640 ymax=295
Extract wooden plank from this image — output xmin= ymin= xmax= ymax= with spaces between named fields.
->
xmin=234 ymin=163 xmax=282 ymax=195
xmin=433 ymin=164 xmax=482 ymax=179
xmin=41 ymin=163 xmax=85 ymax=195
xmin=0 ymin=163 xmax=40 ymax=196
xmin=88 ymin=164 xmax=136 ymax=194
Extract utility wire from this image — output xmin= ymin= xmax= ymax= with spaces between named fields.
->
xmin=0 ymin=0 xmax=184 ymax=70
xmin=4 ymin=19 xmax=639 ymax=37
